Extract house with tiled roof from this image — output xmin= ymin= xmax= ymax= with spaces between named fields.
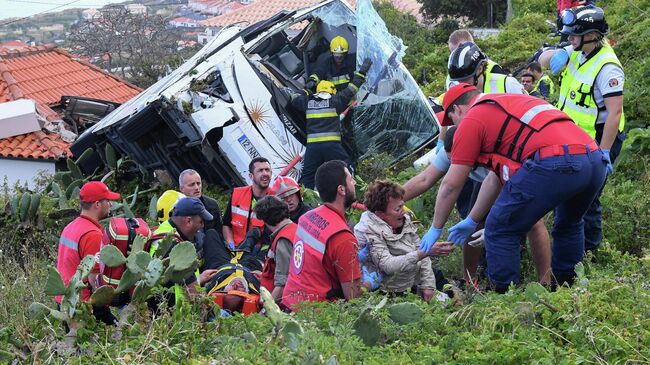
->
xmin=0 ymin=44 xmax=141 ymax=188
xmin=200 ymin=0 xmax=422 ymax=32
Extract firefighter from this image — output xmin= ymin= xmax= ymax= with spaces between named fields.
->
xmin=307 ymin=36 xmax=356 ymax=93
xmin=290 ymin=58 xmax=372 ymax=189
xmin=267 ymin=175 xmax=310 ymax=223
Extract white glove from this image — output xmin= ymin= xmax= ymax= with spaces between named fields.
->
xmin=467 ymin=228 xmax=485 ymax=247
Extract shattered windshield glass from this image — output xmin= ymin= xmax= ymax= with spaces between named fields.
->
xmin=315 ymin=0 xmax=439 ymax=162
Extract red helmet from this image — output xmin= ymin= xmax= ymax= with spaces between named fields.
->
xmin=268 ymin=176 xmax=301 ymax=200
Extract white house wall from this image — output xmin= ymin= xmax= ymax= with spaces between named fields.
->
xmin=0 ymin=158 xmax=56 ymax=191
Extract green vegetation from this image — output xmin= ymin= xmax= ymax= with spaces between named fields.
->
xmin=2 ymin=0 xmax=650 ymax=363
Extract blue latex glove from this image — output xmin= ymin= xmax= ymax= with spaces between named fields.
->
xmin=434 ymin=137 xmax=444 ymax=153
xmin=358 ymin=244 xmax=369 ymax=263
xmin=602 ymin=149 xmax=613 ymax=176
xmin=419 ymin=225 xmax=442 ymax=253
xmin=550 ymin=49 xmax=569 ymax=75
xmin=447 ymin=216 xmax=479 ymax=246
xmin=361 ymin=266 xmax=382 ymax=290
xmin=227 ymin=241 xmax=236 ymax=250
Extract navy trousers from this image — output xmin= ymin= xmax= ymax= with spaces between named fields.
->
xmin=300 ymin=141 xmax=350 ymax=190
xmin=484 ymin=147 xmax=607 ymax=292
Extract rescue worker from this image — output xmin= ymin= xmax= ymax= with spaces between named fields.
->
xmin=267 ymin=175 xmax=310 ymax=223
xmin=156 ymin=190 xmax=185 ymax=225
xmin=526 ymin=62 xmax=555 ymax=100
xmin=540 ymin=5 xmax=625 ymax=252
xmin=222 ymin=157 xmax=271 ymax=249
xmin=290 ymin=58 xmax=372 ymax=189
xmin=307 ymin=36 xmax=356 ymax=93
xmin=178 ymin=169 xmax=223 ymax=233
xmin=445 ymin=30 xmax=506 ymax=90
xmin=556 ymin=0 xmax=595 ymax=41
xmin=282 ymin=160 xmax=363 ymax=310
xmin=448 ymin=42 xmax=526 ymax=95
xmin=56 ymin=181 xmax=121 ymax=324
xmin=148 ymin=197 xmax=218 ymax=310
xmin=254 ymin=195 xmax=297 ymax=303
xmin=520 ymin=72 xmax=542 ymax=98
xmin=419 ymin=83 xmax=607 ymax=292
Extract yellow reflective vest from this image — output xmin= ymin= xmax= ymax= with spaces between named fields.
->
xmin=557 ymin=44 xmax=625 ymax=138
xmin=532 ymin=74 xmax=555 ymax=98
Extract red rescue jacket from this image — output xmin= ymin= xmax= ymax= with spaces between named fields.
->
xmin=56 ymin=215 xmax=101 ymax=303
xmin=260 ymin=221 xmax=297 ymax=292
xmin=230 ymin=186 xmax=265 ymax=246
xmin=282 ymin=205 xmax=351 ymax=310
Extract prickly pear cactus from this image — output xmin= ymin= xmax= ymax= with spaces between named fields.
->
xmin=354 ymin=307 xmax=381 ymax=346
xmin=259 ymin=287 xmax=304 ymax=350
xmin=388 ymin=302 xmax=424 ymax=324
xmin=90 ymin=286 xmax=115 ymax=307
xmin=99 ymin=245 xmax=127 ymax=267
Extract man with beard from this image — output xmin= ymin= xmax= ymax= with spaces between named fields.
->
xmin=282 ymin=160 xmax=363 ymax=310
xmin=56 ymin=181 xmax=121 ymax=324
xmin=222 ymin=157 xmax=272 ymax=249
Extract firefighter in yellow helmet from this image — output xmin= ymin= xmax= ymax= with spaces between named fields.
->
xmin=289 ymin=58 xmax=372 ymax=189
xmin=156 ymin=190 xmax=186 ymax=225
xmin=307 ymin=36 xmax=357 ymax=93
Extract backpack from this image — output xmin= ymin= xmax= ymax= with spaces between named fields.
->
xmin=99 ymin=217 xmax=152 ymax=289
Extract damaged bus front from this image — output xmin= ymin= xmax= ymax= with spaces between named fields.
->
xmin=73 ymin=0 xmax=439 ymax=187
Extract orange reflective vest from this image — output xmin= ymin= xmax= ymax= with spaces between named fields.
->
xmin=282 ymin=205 xmax=351 ymax=310
xmin=230 ymin=186 xmax=265 ymax=246
xmin=213 ymin=290 xmax=261 ymax=315
xmin=260 ymin=221 xmax=297 ymax=292
xmin=56 ymin=215 xmax=101 ymax=303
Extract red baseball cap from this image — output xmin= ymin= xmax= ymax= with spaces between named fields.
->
xmin=440 ymin=83 xmax=478 ymax=127
xmin=79 ymin=181 xmax=121 ymax=203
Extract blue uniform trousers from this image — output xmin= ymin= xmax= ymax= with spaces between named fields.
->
xmin=484 ymin=147 xmax=607 ymax=292
xmin=584 ymin=130 xmax=625 ymax=251
xmin=300 ymin=141 xmax=350 ymax=190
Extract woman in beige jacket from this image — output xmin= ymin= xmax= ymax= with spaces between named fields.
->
xmin=362 ymin=180 xmax=453 ymax=302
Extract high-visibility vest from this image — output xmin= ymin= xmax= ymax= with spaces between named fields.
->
xmin=305 ymin=96 xmax=342 ymax=143
xmin=282 ymin=205 xmax=352 ymax=310
xmin=532 ymin=74 xmax=555 ymax=97
xmin=149 ymin=221 xmax=190 ymax=307
xmin=99 ymin=217 xmax=151 ymax=288
xmin=471 ymin=94 xmax=592 ymax=183
xmin=230 ymin=186 xmax=265 ymax=246
xmin=56 ymin=215 xmax=101 ymax=303
xmin=483 ymin=72 xmax=508 ymax=94
xmin=260 ymin=222 xmax=297 ymax=292
xmin=558 ymin=44 xmax=625 ymax=138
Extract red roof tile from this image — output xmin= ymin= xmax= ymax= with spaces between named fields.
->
xmin=0 ymin=44 xmax=142 ymax=160
xmin=201 ymin=0 xmax=324 ymax=28
xmin=0 ymin=130 xmax=69 ymax=161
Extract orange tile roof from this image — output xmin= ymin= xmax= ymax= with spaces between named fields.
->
xmin=0 ymin=44 xmax=142 ymax=160
xmin=201 ymin=0 xmax=323 ymax=28
xmin=0 ymin=130 xmax=69 ymax=160
xmin=201 ymin=0 xmax=422 ymax=29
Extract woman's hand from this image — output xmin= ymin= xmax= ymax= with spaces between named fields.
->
xmin=428 ymin=241 xmax=455 ymax=257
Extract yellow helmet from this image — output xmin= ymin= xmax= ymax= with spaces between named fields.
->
xmin=329 ymin=36 xmax=348 ymax=54
xmin=316 ymin=80 xmax=337 ymax=95
xmin=156 ymin=190 xmax=185 ymax=223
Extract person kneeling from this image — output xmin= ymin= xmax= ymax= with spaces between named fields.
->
xmin=363 ymin=180 xmax=454 ymax=301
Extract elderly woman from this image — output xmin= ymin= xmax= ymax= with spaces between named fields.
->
xmin=361 ymin=180 xmax=452 ymax=301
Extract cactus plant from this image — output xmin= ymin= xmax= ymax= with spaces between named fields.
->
xmin=19 ymin=192 xmax=31 ymax=222
xmin=260 ymin=287 xmax=304 ymax=350
xmin=387 ymin=302 xmax=424 ymax=324
xmin=28 ymin=255 xmax=97 ymax=346
xmin=66 ymin=158 xmax=83 ymax=180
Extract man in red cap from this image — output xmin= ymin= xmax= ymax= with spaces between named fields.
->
xmin=420 ymin=83 xmax=606 ymax=292
xmin=56 ymin=181 xmax=120 ymax=323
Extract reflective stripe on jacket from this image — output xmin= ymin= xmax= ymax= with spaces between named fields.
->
xmin=558 ymin=44 xmax=625 ymax=138
xmin=282 ymin=205 xmax=352 ymax=310
xmin=230 ymin=186 xmax=265 ymax=246
xmin=56 ymin=215 xmax=101 ymax=303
